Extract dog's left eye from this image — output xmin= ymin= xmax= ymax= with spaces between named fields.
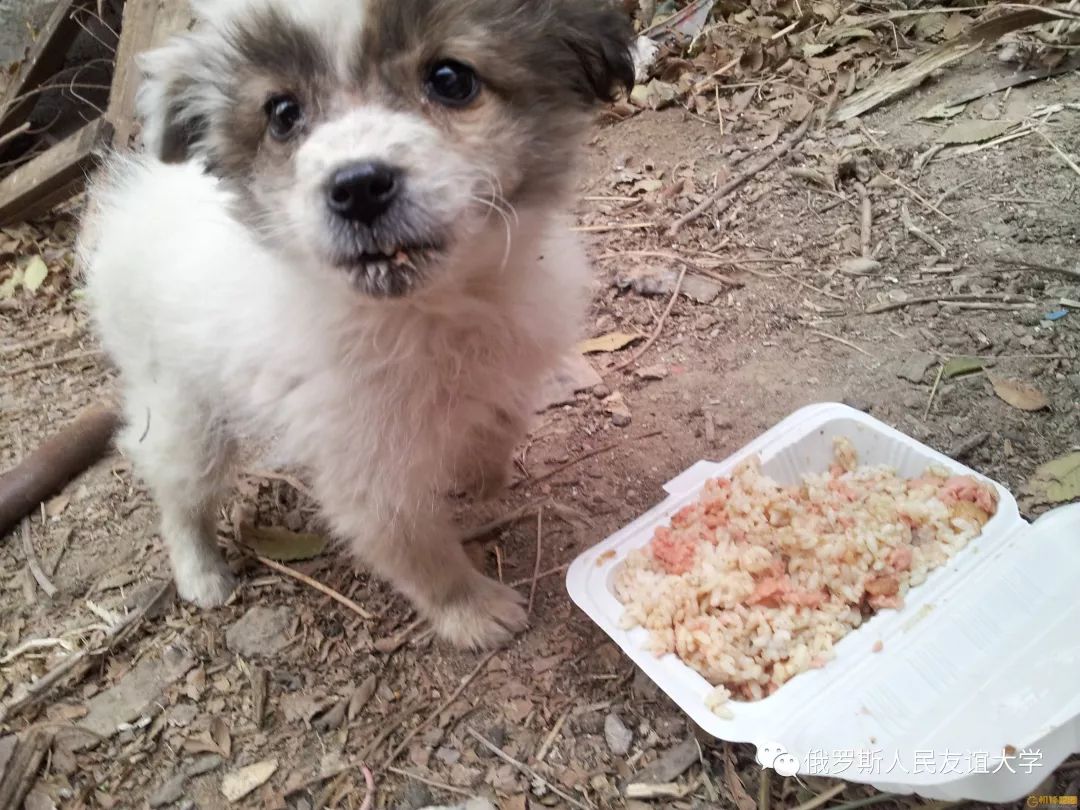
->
xmin=265 ymin=94 xmax=304 ymax=140
xmin=425 ymin=60 xmax=480 ymax=107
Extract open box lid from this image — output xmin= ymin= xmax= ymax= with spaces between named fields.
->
xmin=566 ymin=403 xmax=1080 ymax=804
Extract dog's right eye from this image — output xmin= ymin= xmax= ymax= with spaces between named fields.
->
xmin=265 ymin=94 xmax=304 ymax=140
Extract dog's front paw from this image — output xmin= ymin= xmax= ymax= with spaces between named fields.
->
xmin=175 ymin=563 xmax=236 ymax=608
xmin=430 ymin=575 xmax=528 ymax=649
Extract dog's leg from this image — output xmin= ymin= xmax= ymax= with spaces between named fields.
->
xmin=318 ymin=485 xmax=528 ymax=649
xmin=455 ymin=406 xmax=527 ymax=499
xmin=119 ymin=385 xmax=236 ymax=607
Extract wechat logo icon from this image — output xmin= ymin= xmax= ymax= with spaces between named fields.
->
xmin=756 ymin=741 xmax=800 ymax=777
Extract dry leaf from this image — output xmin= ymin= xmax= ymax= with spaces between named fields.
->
xmin=221 ymin=760 xmax=277 ymax=802
xmin=578 ymin=332 xmax=642 ymax=354
xmin=242 ymin=526 xmax=326 ymax=562
xmin=937 ymin=119 xmax=1014 ymax=145
xmin=987 ymin=373 xmax=1048 ymax=412
xmin=1022 ymin=452 xmax=1080 ymax=506
xmin=22 ymin=256 xmax=48 ymax=293
xmin=720 ymin=743 xmax=756 ymax=810
xmin=211 ymin=717 xmax=232 ymax=759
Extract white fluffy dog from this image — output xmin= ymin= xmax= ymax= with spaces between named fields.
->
xmin=79 ymin=0 xmax=633 ymax=648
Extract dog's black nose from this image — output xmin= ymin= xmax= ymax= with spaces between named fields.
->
xmin=326 ymin=162 xmax=400 ymax=224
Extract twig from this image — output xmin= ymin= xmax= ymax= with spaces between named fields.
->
xmin=570 ymin=222 xmax=654 ymax=233
xmin=513 ymin=430 xmax=662 ymax=489
xmin=381 ymin=650 xmax=498 ymax=770
xmin=900 ymin=204 xmax=947 ymax=256
xmin=254 ymin=555 xmax=375 ymax=620
xmin=8 ymin=350 xmax=102 ymax=377
xmin=810 ymin=330 xmax=876 ymax=359
xmin=0 ymin=121 xmax=30 ymax=150
xmin=866 ymin=293 xmax=1033 ymax=314
xmin=508 ymin=563 xmax=569 ymax=589
xmin=0 ymin=582 xmax=174 ymax=723
xmin=924 ymin=363 xmax=945 ymax=420
xmin=758 ymin=767 xmax=772 ymax=810
xmin=855 ymin=182 xmax=872 ymax=258
xmin=463 ymin=500 xmax=544 ymax=543
xmin=1035 ymin=128 xmax=1080 ymax=180
xmin=527 ymin=508 xmax=544 ymax=616
xmin=596 ymin=250 xmax=738 ymax=286
xmin=0 ymin=730 xmax=51 ymax=809
xmin=789 ymin=783 xmax=847 ymax=810
xmin=244 ymin=469 xmax=315 ymax=500
xmin=385 ymin=767 xmax=473 ymax=797
xmin=1 ymin=406 xmax=120 ymax=541
xmin=608 ymin=267 xmax=687 ymax=373
xmin=996 ymin=258 xmax=1080 ymax=282
xmin=20 ymin=518 xmax=57 ymax=598
xmin=534 ymin=706 xmax=572 ymax=763
xmin=829 ymin=794 xmax=899 ymax=810
xmin=467 ymin=727 xmax=595 ymax=810
xmin=669 ymin=113 xmax=815 ymax=234
xmin=882 ymin=174 xmax=955 ymax=223
xmin=951 ymin=432 xmax=990 ymax=460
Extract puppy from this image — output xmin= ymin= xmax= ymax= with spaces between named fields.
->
xmin=78 ymin=0 xmax=633 ymax=649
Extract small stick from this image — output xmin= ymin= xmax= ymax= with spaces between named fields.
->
xmin=466 ymin=727 xmax=595 ymax=810
xmin=20 ymin=518 xmax=57 ymax=598
xmin=669 ymin=113 xmax=815 ymax=235
xmin=0 ymin=121 xmax=30 ymax=150
xmin=385 ymin=767 xmax=473 ymax=797
xmin=255 ymin=555 xmax=375 ymax=620
xmin=879 ymin=173 xmax=956 ymax=223
xmin=810 ymin=330 xmax=876 ymax=359
xmin=381 ymin=650 xmax=498 ymax=770
xmin=463 ymin=500 xmax=544 ymax=543
xmin=951 ymin=432 xmax=990 ymax=460
xmin=244 ymin=469 xmax=315 ymax=500
xmin=608 ymin=266 xmax=687 ymax=374
xmin=855 ymin=182 xmax=872 ymax=258
xmin=0 ymin=582 xmax=173 ymax=723
xmin=570 ymin=222 xmax=654 ymax=234
xmin=527 ymin=508 xmax=544 ymax=616
xmin=789 ymin=783 xmax=846 ymax=810
xmin=596 ymin=250 xmax=738 ymax=286
xmin=866 ymin=293 xmax=1033 ymax=315
xmin=924 ymin=363 xmax=945 ymax=421
xmin=7 ymin=350 xmax=102 ymax=377
xmin=0 ymin=406 xmax=120 ymax=539
xmin=773 ymin=269 xmax=846 ymax=303
xmin=758 ymin=767 xmax=772 ymax=810
xmin=0 ymin=730 xmax=51 ymax=809
xmin=900 ymin=204 xmax=947 ymax=257
xmin=508 ymin=563 xmax=569 ymax=589
xmin=534 ymin=706 xmax=572 ymax=763
xmin=1035 ymin=128 xmax=1080 ymax=180
xmin=513 ymin=430 xmax=662 ymax=489
xmin=996 ymin=258 xmax=1080 ymax=282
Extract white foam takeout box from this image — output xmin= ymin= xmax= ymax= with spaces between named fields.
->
xmin=566 ymin=403 xmax=1080 ymax=803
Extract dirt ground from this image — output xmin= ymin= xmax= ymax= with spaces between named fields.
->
xmin=1 ymin=48 xmax=1078 ymax=810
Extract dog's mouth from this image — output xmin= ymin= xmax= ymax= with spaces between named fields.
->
xmin=334 ymin=242 xmax=445 ymax=297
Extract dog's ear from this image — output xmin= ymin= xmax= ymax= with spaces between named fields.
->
xmin=551 ymin=0 xmax=636 ymax=105
xmin=135 ymin=36 xmax=213 ymax=163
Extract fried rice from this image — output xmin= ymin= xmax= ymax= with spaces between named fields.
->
xmin=612 ymin=437 xmax=998 ymax=710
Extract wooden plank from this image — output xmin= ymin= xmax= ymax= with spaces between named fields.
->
xmin=0 ymin=0 xmax=93 ymax=139
xmin=0 ymin=117 xmax=112 ymax=225
xmin=108 ymin=0 xmax=194 ymax=150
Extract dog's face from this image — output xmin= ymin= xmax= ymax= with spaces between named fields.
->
xmin=138 ymin=0 xmax=633 ymax=297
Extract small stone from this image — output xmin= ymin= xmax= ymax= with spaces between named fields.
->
xmin=436 ymin=746 xmax=461 ymax=765
xmin=611 ymin=412 xmax=632 ymax=427
xmin=902 ymin=392 xmax=924 ymax=410
xmin=603 ymin=392 xmax=632 ymax=427
xmin=897 ymin=352 xmax=936 ymax=384
xmin=1019 ymin=334 xmax=1037 ymax=348
xmin=630 ymin=736 xmax=699 ymax=783
xmin=592 ymin=383 xmax=611 ymax=399
xmin=694 ymin=313 xmax=718 ymax=331
xmin=225 ymin=607 xmax=292 ymax=658
xmin=149 ymin=773 xmax=186 ymax=808
xmin=839 ymin=257 xmax=880 ymax=276
xmin=604 ymin=712 xmax=633 ymax=756
xmin=680 ymin=274 xmax=723 ymax=304
xmin=634 ymin=364 xmax=668 ymax=381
